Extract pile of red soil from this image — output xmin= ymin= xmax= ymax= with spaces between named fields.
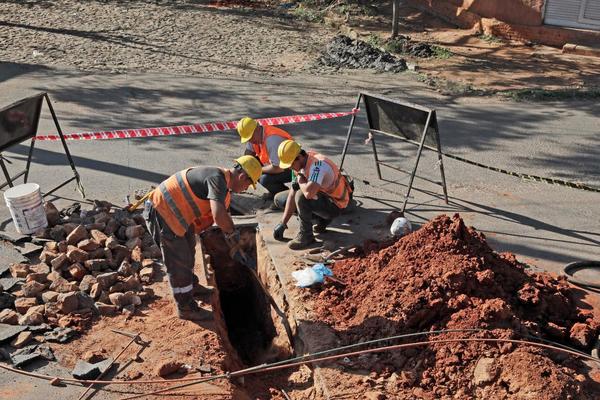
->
xmin=314 ymin=214 xmax=600 ymax=399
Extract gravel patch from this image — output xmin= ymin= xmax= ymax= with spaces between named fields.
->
xmin=0 ymin=0 xmax=331 ymax=77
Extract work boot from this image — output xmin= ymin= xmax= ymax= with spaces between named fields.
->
xmin=288 ymin=231 xmax=316 ymax=250
xmin=313 ymin=216 xmax=332 ymax=234
xmin=175 ymin=294 xmax=213 ymax=322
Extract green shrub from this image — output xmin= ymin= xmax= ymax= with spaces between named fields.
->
xmin=431 ymin=45 xmax=453 ymax=59
xmin=291 ymin=6 xmax=324 ymax=23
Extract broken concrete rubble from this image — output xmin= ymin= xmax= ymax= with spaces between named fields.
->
xmin=43 ymin=327 xmax=76 ymax=343
xmin=0 ymin=201 xmax=162 ymax=347
xmin=72 ymin=357 xmax=114 ymax=380
xmin=0 ymin=323 xmax=27 ymax=342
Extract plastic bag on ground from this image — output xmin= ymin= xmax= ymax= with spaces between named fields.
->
xmin=292 ymin=263 xmax=334 ymax=288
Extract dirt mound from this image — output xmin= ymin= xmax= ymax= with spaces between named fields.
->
xmin=313 ymin=214 xmax=600 ymax=399
xmin=319 ymin=35 xmax=407 ymax=72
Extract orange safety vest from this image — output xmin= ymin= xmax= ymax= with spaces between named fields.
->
xmin=252 ymin=126 xmax=292 ymax=165
xmin=150 ymin=168 xmax=231 ymax=236
xmin=304 ymin=151 xmax=352 ymax=209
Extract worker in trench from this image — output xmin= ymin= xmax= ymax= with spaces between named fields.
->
xmin=236 ymin=117 xmax=294 ymax=202
xmin=143 ymin=156 xmax=262 ymax=321
xmin=272 ymin=140 xmax=353 ymax=250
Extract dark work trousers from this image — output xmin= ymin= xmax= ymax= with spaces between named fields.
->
xmin=274 ymin=190 xmax=343 ymax=235
xmin=259 ymin=170 xmax=291 ymax=196
xmin=143 ymin=202 xmax=198 ymax=302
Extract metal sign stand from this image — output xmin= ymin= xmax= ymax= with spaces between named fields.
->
xmin=339 ymin=92 xmax=448 ymax=213
xmin=0 ymin=93 xmax=84 ymax=198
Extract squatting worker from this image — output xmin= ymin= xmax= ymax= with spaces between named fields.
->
xmin=272 ymin=140 xmax=353 ymax=250
xmin=236 ymin=117 xmax=293 ymax=199
xmin=144 ymin=156 xmax=262 ymax=321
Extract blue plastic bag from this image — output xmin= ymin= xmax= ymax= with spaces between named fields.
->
xmin=292 ymin=263 xmax=334 ymax=287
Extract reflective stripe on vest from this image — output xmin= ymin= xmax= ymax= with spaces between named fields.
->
xmin=305 ymin=151 xmax=351 ymax=209
xmin=150 ymin=168 xmax=231 ymax=236
xmin=252 ymin=126 xmax=292 ymax=165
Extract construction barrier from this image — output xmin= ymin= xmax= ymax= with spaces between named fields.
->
xmin=33 ymin=110 xmax=359 ymax=141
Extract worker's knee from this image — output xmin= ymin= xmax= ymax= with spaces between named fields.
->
xmin=294 ymin=189 xmax=306 ymax=206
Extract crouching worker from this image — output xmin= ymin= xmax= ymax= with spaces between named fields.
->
xmin=272 ymin=140 xmax=353 ymax=250
xmin=144 ymin=156 xmax=261 ymax=321
xmin=236 ymin=117 xmax=293 ymax=199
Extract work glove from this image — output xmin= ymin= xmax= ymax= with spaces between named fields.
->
xmin=273 ymin=222 xmax=287 ymax=241
xmin=225 ymin=230 xmax=257 ymax=269
xmin=224 ymin=230 xmax=240 ymax=245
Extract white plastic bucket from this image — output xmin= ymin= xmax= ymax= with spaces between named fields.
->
xmin=4 ymin=183 xmax=48 ymax=234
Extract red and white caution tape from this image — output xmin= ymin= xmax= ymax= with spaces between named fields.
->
xmin=34 ymin=109 xmax=359 ymax=141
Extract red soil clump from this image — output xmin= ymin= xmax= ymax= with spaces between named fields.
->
xmin=313 ymin=214 xmax=600 ymax=399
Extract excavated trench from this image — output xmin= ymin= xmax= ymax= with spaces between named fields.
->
xmin=199 ymin=225 xmax=294 ymax=370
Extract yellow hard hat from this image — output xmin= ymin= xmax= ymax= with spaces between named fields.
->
xmin=236 ymin=117 xmax=258 ymax=143
xmin=235 ymin=155 xmax=261 ymax=189
xmin=278 ymin=139 xmax=301 ymax=169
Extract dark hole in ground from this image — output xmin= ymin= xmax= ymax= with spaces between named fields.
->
xmin=219 ymin=266 xmax=277 ymax=365
xmin=200 ymin=227 xmax=277 ymax=366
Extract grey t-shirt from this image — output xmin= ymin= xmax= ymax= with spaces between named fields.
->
xmin=185 ymin=166 xmax=228 ymax=204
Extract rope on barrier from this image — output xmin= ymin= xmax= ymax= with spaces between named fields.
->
xmin=33 ymin=110 xmax=359 ymax=141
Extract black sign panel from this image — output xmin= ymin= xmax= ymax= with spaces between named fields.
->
xmin=363 ymin=93 xmax=438 ymax=147
xmin=0 ymin=93 xmax=44 ymax=151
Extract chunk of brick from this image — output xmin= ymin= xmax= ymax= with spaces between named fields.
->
xmin=30 ymin=263 xmax=50 ymax=275
xmin=51 ymin=254 xmax=69 ymax=271
xmin=78 ymin=239 xmax=100 ymax=252
xmin=96 ymin=272 xmax=118 ymax=289
xmin=570 ymin=323 xmax=596 ymax=348
xmin=118 ymin=260 xmax=135 ymax=277
xmin=67 ymin=246 xmax=89 ymax=264
xmin=0 ymin=309 xmax=19 ymax=325
xmin=45 ymin=241 xmax=58 ymax=252
xmin=42 ymin=291 xmax=59 ymax=303
xmin=79 ymin=275 xmax=97 ymax=293
xmin=19 ymin=306 xmax=45 ymax=325
xmin=58 ymin=241 xmax=68 ymax=253
xmin=84 ymin=259 xmax=110 ymax=271
xmin=26 ymin=272 xmax=48 ymax=284
xmin=57 ymin=292 xmax=79 ymax=314
xmin=21 ymin=281 xmax=47 ymax=297
xmin=68 ymin=263 xmax=87 ymax=281
xmin=40 ymin=250 xmax=59 ymax=265
xmin=66 ymin=225 xmax=88 ymax=245
xmin=105 ymin=236 xmax=120 ymax=250
xmin=139 ymin=267 xmax=155 ymax=284
xmin=15 ymin=297 xmax=38 ymax=314
xmin=10 ymin=263 xmax=30 ymax=278
xmin=95 ymin=303 xmax=118 ymax=316
xmin=90 ymin=230 xmax=108 ymax=246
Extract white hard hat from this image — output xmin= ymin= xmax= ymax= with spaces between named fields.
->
xmin=390 ymin=217 xmax=412 ymax=237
